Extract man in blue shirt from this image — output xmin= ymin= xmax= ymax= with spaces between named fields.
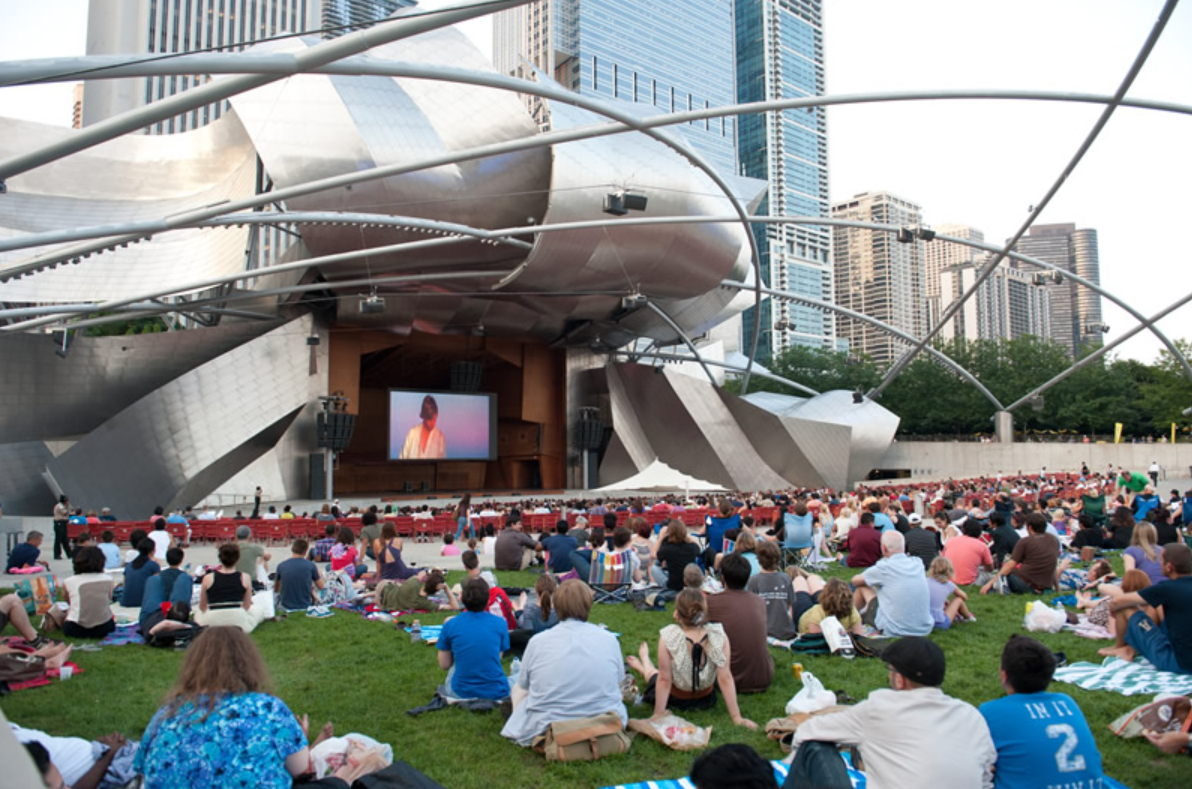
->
xmin=1102 ymin=543 xmax=1192 ymax=674
xmin=853 ymin=530 xmax=933 ymax=637
xmin=980 ymin=634 xmax=1104 ymax=788
xmin=539 ymin=520 xmax=578 ymax=574
xmin=869 ymin=500 xmax=895 ymax=533
xmin=437 ymin=578 xmax=511 ymax=699
xmin=6 ymin=531 xmax=48 ymax=572
xmin=274 ymin=539 xmax=325 ymax=612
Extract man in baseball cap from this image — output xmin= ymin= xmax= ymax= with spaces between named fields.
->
xmin=788 ymin=636 xmax=994 ymax=787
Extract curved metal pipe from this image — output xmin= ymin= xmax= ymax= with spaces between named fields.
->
xmin=868 ymin=0 xmax=1180 ymax=400
xmin=617 ymin=350 xmax=820 ymax=397
xmin=1005 ymin=287 xmax=1192 ymax=413
xmin=643 ymin=301 xmax=720 ymax=388
xmin=720 ymin=279 xmax=1007 ymax=412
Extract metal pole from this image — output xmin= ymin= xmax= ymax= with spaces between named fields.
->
xmin=325 ymin=448 xmax=334 ymax=503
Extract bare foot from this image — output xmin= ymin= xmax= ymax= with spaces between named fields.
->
xmin=638 ymin=640 xmax=650 ymax=664
xmin=312 ymin=721 xmax=334 ymax=747
xmin=44 ymin=644 xmax=73 ymax=671
xmin=1098 ymin=645 xmax=1135 ymax=661
xmin=626 ymin=655 xmax=645 ymax=675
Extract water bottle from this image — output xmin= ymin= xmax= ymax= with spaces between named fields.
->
xmin=410 ymin=620 xmax=421 ymax=644
xmin=509 ymin=657 xmax=521 ymax=688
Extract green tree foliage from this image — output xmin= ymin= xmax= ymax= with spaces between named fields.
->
xmin=734 ymin=336 xmax=1192 ymax=439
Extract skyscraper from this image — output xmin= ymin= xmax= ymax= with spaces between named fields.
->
xmin=82 ymin=0 xmax=413 ymax=133
xmin=736 ymin=0 xmax=832 ymax=360
xmin=831 ymin=191 xmax=924 ymax=366
xmin=1010 ymin=223 xmax=1104 ymax=357
xmin=937 ymin=257 xmax=1051 ymax=343
xmin=492 ymin=0 xmax=738 ymax=175
xmin=922 ymin=223 xmax=983 ymax=329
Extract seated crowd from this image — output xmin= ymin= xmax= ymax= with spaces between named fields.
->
xmin=5 ymin=467 xmax=1191 ymax=787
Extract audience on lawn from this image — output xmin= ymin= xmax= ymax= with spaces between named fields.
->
xmin=494 ymin=515 xmax=542 ymax=571
xmin=1101 ymin=543 xmax=1192 ymax=674
xmin=690 ymin=743 xmax=778 ymax=789
xmin=902 ymin=512 xmax=940 ymax=570
xmin=120 ymin=539 xmax=160 ymax=608
xmin=133 ymin=626 xmax=365 ymax=789
xmin=195 ymin=543 xmax=268 ymax=633
xmin=941 ymin=517 xmax=994 ymax=586
xmin=437 ymin=578 xmax=511 ymax=700
xmin=652 ymin=519 xmax=701 ymax=591
xmin=55 ymin=547 xmax=116 ymax=639
xmin=12 ymin=724 xmax=132 ymax=789
xmin=789 ymin=636 xmax=995 ymax=788
xmin=330 ymin=526 xmax=367 ymax=579
xmin=234 ymin=524 xmax=270 ymax=588
xmin=746 ymin=541 xmax=798 ymax=640
xmin=5 ymin=530 xmax=49 ymax=572
xmin=501 ymin=580 xmax=627 ymax=746
xmin=98 ymin=530 xmax=121 ymax=570
xmin=147 ymin=518 xmax=173 ymax=564
xmin=926 ymin=556 xmax=975 ymax=630
xmin=359 ymin=510 xmax=382 ymax=561
xmin=852 ymin=530 xmax=933 ymax=637
xmin=274 ymin=539 xmax=325 ymax=612
xmin=375 ymin=522 xmax=419 ymax=582
xmin=705 ymin=553 xmax=773 ymax=693
xmin=514 ymin=573 xmax=559 ymax=635
xmin=539 ymin=520 xmax=578 ymax=574
xmin=377 ymin=570 xmax=457 ymax=613
xmin=980 ymin=634 xmax=1104 ymax=789
xmin=1124 ymin=521 xmax=1165 ymax=584
xmin=838 ymin=512 xmax=881 ymax=568
xmin=798 ymin=577 xmax=863 ymax=636
xmin=627 ymin=588 xmax=757 ymax=730
xmin=981 ymin=512 xmax=1059 ymax=595
xmin=0 ymin=591 xmax=50 ymax=647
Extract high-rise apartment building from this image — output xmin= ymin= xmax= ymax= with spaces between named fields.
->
xmin=922 ymin=223 xmax=983 ymax=329
xmin=831 ymin=191 xmax=924 ymax=366
xmin=736 ymin=0 xmax=833 ymax=360
xmin=492 ymin=0 xmax=737 ymax=175
xmin=82 ymin=0 xmax=412 ymax=133
xmin=937 ymin=257 xmax=1051 ymax=343
xmin=1010 ymin=223 xmax=1104 ymax=357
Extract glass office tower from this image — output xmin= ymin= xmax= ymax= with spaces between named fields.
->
xmin=736 ymin=0 xmax=832 ymax=362
xmin=493 ymin=0 xmax=738 ymax=177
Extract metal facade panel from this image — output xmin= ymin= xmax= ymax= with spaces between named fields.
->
xmin=0 ymin=441 xmax=56 ymax=516
xmin=45 ymin=317 xmax=318 ymax=516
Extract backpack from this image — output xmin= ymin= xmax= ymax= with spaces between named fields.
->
xmin=532 ymin=712 xmax=632 ymax=762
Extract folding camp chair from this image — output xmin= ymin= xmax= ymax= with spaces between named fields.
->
xmin=780 ymin=512 xmax=814 ymax=570
xmin=587 ymin=548 xmax=635 ymax=604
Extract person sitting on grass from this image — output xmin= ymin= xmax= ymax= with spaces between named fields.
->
xmin=627 ymin=588 xmax=758 ymax=731
xmin=329 ymin=526 xmax=366 ymax=580
xmin=195 ymin=543 xmax=268 ymax=633
xmin=12 ymin=726 xmax=131 ymax=789
xmin=57 ymin=547 xmax=116 ymax=639
xmin=980 ymin=512 xmax=1059 ymax=596
xmin=0 ymin=592 xmax=54 ymax=649
xmin=494 ymin=515 xmax=543 ymax=572
xmin=119 ymin=539 xmax=160 ymax=608
xmin=1124 ymin=521 xmax=1166 ymax=585
xmin=940 ymin=517 xmax=993 ymax=586
xmin=501 ymin=580 xmax=627 ymax=747
xmin=133 ymin=626 xmax=364 ymax=789
xmin=651 ymin=520 xmax=701 ymax=592
xmin=567 ymin=527 xmax=606 ymax=581
xmin=1100 ymin=543 xmax=1192 ymax=674
xmin=377 ymin=571 xmax=457 ymax=613
xmin=122 ymin=529 xmax=148 ymax=567
xmin=375 ymin=522 xmax=419 ymax=583
xmin=97 ymin=530 xmax=121 ymax=571
xmin=5 ymin=530 xmax=49 ymax=572
xmin=797 ymin=577 xmax=864 ymax=636
xmin=275 ymin=539 xmax=325 ymax=613
xmin=309 ymin=523 xmax=338 ymax=564
xmin=788 ymin=636 xmax=994 ymax=788
xmin=926 ymin=556 xmax=975 ymax=629
xmin=453 ymin=550 xmax=498 ymax=596
xmin=234 ymin=525 xmax=271 ymax=589
xmin=690 ymin=743 xmax=778 ymax=789
xmin=539 ymin=520 xmax=578 ymax=574
xmin=706 ymin=553 xmax=773 ymax=694
xmin=837 ymin=511 xmax=881 ymax=569
xmin=852 ymin=530 xmax=933 ymax=637
xmin=514 ymin=573 xmax=559 ymax=635
xmin=437 ymin=578 xmax=511 ymax=701
xmin=979 ymin=634 xmax=1104 ymax=788
xmin=440 ymin=533 xmax=461 ymax=557
xmin=746 ymin=541 xmax=798 ymax=640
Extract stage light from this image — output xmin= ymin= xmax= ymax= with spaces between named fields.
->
xmin=359 ymin=294 xmax=385 ymax=314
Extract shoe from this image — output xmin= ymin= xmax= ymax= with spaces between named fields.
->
xmin=28 ymin=635 xmax=54 ymax=650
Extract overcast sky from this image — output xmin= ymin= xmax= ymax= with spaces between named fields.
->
xmin=1 ymin=0 xmax=1189 ymax=364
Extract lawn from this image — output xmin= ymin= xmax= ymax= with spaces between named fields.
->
xmin=2 ymin=559 xmax=1187 ymax=789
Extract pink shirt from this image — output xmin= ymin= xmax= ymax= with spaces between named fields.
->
xmin=440 ymin=545 xmax=461 ymax=556
xmin=941 ymin=535 xmax=993 ymax=586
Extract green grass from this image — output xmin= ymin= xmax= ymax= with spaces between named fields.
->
xmin=2 ymin=563 xmax=1187 ymax=789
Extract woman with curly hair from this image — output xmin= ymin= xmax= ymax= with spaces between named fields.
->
xmin=133 ymin=626 xmax=364 ymax=788
xmin=797 ymin=577 xmax=864 ymax=636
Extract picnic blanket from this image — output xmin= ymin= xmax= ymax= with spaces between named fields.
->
xmin=598 ymin=756 xmax=1134 ymax=789
xmin=100 ymin=624 xmax=146 ymax=647
xmin=600 ymin=755 xmax=867 ymax=789
xmin=6 ymin=662 xmax=84 ymax=692
xmin=1054 ymin=656 xmax=1192 ymax=696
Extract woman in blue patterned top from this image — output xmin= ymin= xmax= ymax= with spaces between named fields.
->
xmin=134 ymin=626 xmax=332 ymax=788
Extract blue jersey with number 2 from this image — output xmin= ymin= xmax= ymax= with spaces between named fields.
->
xmin=979 ymin=691 xmax=1103 ymax=789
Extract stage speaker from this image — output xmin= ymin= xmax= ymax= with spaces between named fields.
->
xmin=309 ymin=453 xmax=326 ymax=500
xmin=450 ymin=360 xmax=483 ymax=393
xmin=575 ymin=418 xmax=605 ymax=451
xmin=317 ymin=412 xmax=356 ymax=450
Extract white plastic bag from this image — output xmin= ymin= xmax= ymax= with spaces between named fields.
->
xmin=1023 ymin=600 xmax=1067 ymax=633
xmin=785 ymin=671 xmax=837 ymax=715
xmin=310 ymin=733 xmax=394 ymax=778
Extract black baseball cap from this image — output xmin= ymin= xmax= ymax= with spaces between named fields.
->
xmin=882 ymin=636 xmax=946 ymax=687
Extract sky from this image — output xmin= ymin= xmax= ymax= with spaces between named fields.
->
xmin=1 ymin=0 xmax=1189 ymax=364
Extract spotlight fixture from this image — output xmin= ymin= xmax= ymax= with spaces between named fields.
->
xmin=619 ymin=292 xmax=648 ymax=311
xmin=897 ymin=227 xmax=914 ymax=244
xmin=852 ymin=391 xmax=864 ymax=404
xmin=1030 ymin=395 xmax=1045 ymax=412
xmin=306 ymin=334 xmax=321 ymax=346
xmin=52 ymin=328 xmax=71 ymax=359
xmin=359 ymin=293 xmax=385 ymax=314
xmin=914 ymin=226 xmax=936 ymax=241
xmin=603 ymin=190 xmax=648 ymax=216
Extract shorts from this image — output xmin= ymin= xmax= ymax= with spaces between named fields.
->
xmin=1125 ymin=611 xmax=1187 ymax=674
xmin=932 ymin=610 xmax=953 ymax=630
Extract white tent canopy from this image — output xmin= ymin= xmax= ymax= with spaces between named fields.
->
xmin=596 ymin=459 xmax=727 ymax=494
